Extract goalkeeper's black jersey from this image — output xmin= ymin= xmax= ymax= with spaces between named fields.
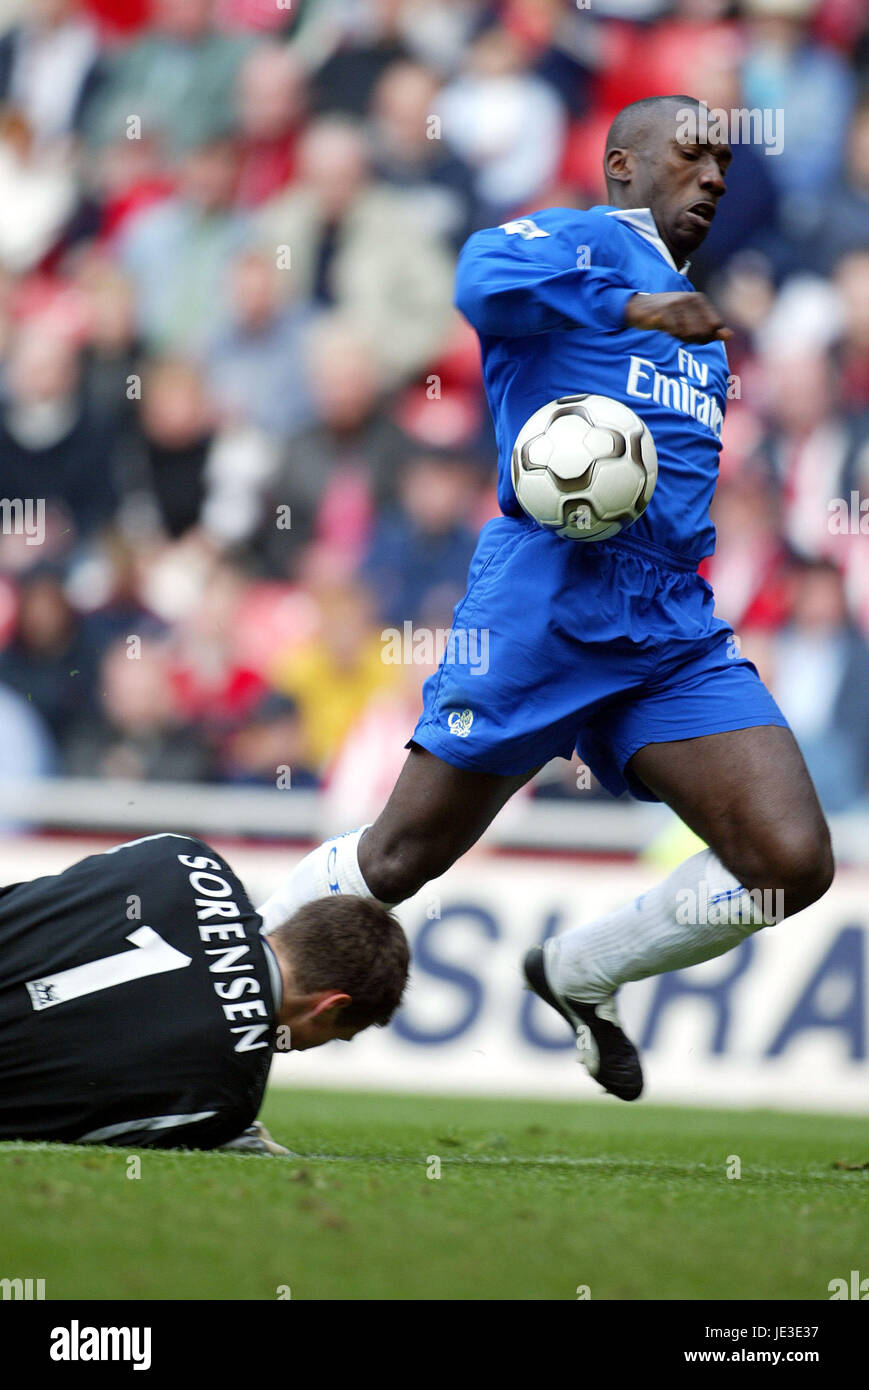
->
xmin=0 ymin=834 xmax=277 ymax=1149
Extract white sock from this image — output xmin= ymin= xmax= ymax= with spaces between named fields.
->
xmin=256 ymin=825 xmax=384 ymax=933
xmin=546 ymin=848 xmax=779 ymax=1004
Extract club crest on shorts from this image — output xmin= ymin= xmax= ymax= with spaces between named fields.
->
xmin=448 ymin=709 xmax=474 ymax=738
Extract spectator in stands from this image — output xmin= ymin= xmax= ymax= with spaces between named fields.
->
xmin=753 ymin=350 xmax=851 ymax=561
xmin=203 ymin=248 xmax=314 ymax=441
xmin=705 ymin=475 xmax=792 ymax=633
xmin=216 ymin=0 xmax=322 ymax=46
xmin=74 ymin=534 xmax=168 ymax=652
xmin=0 ymin=567 xmax=98 ymax=748
xmin=63 ymin=634 xmax=215 ymax=779
xmin=396 ymin=0 xmax=490 ymax=77
xmin=213 ymin=0 xmax=297 ymax=36
xmin=498 ymin=0 xmax=594 ymax=117
xmin=117 ymin=356 xmax=277 ymax=551
xmin=714 ymin=250 xmax=778 ymax=363
xmin=234 ymin=42 xmax=307 ymax=207
xmin=830 ymin=254 xmax=869 ymax=633
xmin=769 ymin=558 xmax=869 ymax=811
xmin=258 ymin=115 xmax=454 ymax=388
xmin=813 ymin=0 xmax=869 ymax=60
xmin=682 ymin=53 xmax=779 ymax=286
xmin=833 ymin=249 xmax=869 ymax=417
xmin=116 ymin=357 xmax=214 ymax=542
xmin=115 ymin=135 xmax=251 ymax=354
xmin=310 ymin=0 xmax=411 ymax=117
xmin=811 ymin=98 xmax=869 ymax=274
xmin=438 ymin=22 xmax=567 ymax=214
xmin=0 ymin=0 xmax=101 ymax=147
xmin=361 ymin=451 xmax=480 ymax=627
xmin=742 ymin=0 xmax=855 ymax=236
xmin=321 ymin=629 xmax=442 ymax=828
xmin=257 ymin=315 xmax=411 ymax=575
xmin=84 ymin=0 xmax=254 ymax=156
xmin=0 ymin=682 xmax=56 ymax=800
xmin=0 ymin=108 xmax=78 ymax=272
xmin=0 ymin=324 xmax=118 ymax=546
xmin=370 ymin=58 xmax=483 ymax=250
xmin=218 ymin=691 xmax=318 ymax=788
xmin=89 ymin=128 xmax=175 ymax=247
xmin=166 ymin=558 xmax=266 ymax=740
xmin=74 ymin=254 xmax=141 ymax=437
xmin=269 ymin=582 xmax=399 ymax=773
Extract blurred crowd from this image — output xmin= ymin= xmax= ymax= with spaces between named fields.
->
xmin=0 ymin=0 xmax=867 ymax=816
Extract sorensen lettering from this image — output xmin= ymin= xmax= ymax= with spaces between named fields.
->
xmin=177 ymin=854 xmax=271 ymax=1052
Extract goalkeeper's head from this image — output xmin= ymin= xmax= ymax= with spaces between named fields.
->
xmin=265 ymin=896 xmax=410 ymax=1051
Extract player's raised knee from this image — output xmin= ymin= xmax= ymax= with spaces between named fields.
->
xmin=359 ymin=833 xmax=438 ymax=906
xmin=799 ymin=832 xmax=836 ymax=908
xmin=781 ymin=823 xmax=833 ymax=909
xmin=737 ymin=820 xmax=834 ymax=918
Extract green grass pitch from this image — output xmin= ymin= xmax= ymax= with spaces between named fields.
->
xmin=1 ymin=1088 xmax=867 ymax=1300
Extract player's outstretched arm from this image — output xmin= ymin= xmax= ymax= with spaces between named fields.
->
xmin=455 ymin=220 xmax=637 ymax=338
xmin=624 ymin=291 xmax=732 ymax=344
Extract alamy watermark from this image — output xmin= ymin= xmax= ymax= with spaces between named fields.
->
xmin=676 ymin=102 xmax=784 ymax=157
xmin=0 ymin=497 xmax=45 ymax=546
xmin=1 ymin=1276 xmax=45 ymax=1299
xmin=828 ymin=1270 xmax=869 ymax=1299
xmin=676 ymin=884 xmax=784 ymax=927
xmin=381 ymin=622 xmax=490 ymax=676
xmin=828 ymin=492 xmax=869 ymax=534
xmin=50 ymin=1323 xmax=151 ymax=1370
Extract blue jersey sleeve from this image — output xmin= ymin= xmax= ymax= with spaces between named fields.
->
xmin=455 ymin=212 xmax=639 ymax=339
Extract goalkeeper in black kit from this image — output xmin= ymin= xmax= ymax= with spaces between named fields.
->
xmin=0 ymin=833 xmax=408 ymax=1152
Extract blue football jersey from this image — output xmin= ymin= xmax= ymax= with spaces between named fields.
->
xmin=455 ymin=205 xmax=730 ymax=563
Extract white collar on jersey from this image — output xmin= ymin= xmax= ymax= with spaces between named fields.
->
xmin=605 ymin=206 xmax=691 ymax=275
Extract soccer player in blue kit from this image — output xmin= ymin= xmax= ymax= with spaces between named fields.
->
xmin=258 ymin=96 xmax=834 ymax=1101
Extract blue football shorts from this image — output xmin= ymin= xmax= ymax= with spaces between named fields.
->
xmin=410 ymin=514 xmax=790 ymax=801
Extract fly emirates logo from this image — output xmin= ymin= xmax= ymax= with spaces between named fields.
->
xmin=626 ymin=347 xmax=724 ymax=439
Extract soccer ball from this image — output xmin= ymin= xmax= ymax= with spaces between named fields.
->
xmin=511 ymin=394 xmax=658 ymax=541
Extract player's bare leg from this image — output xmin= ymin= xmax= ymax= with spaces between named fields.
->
xmin=629 ymin=724 xmax=833 ymax=917
xmin=537 ymin=724 xmax=833 ymax=1098
xmin=258 ymin=726 xmax=833 ymax=1104
xmin=256 ymin=745 xmax=538 ymax=930
xmin=257 ymin=744 xmax=651 ymax=1101
xmin=358 ymin=746 xmax=539 ymax=902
